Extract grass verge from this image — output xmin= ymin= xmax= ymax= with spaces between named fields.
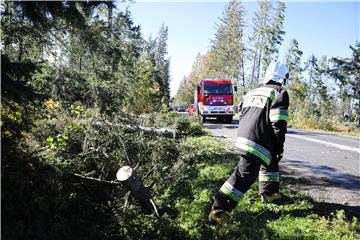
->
xmin=289 ymin=115 xmax=360 ymax=138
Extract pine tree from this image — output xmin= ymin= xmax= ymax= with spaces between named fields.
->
xmin=127 ymin=46 xmax=160 ymax=113
xmin=248 ymin=0 xmax=272 ymax=85
xmin=315 ymin=56 xmax=333 ymax=116
xmin=330 ymin=42 xmax=360 ymax=125
xmin=174 ymin=76 xmax=190 ymax=106
xmin=285 ymin=39 xmax=303 ymax=82
xmin=262 ymin=0 xmax=286 ymax=73
xmin=207 ymin=0 xmax=246 ymax=86
xmin=285 ymin=38 xmax=306 ymax=112
xmin=304 ymin=54 xmax=320 ymax=103
xmin=154 ymin=24 xmax=170 ymax=106
xmin=174 ymin=52 xmax=211 ymax=105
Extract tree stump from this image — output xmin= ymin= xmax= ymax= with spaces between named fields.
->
xmin=116 ymin=166 xmax=154 ymax=214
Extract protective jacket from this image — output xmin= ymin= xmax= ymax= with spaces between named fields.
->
xmin=236 ymin=81 xmax=289 ymax=166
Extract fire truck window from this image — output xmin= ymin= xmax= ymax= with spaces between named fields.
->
xmin=204 ymin=84 xmax=232 ymax=94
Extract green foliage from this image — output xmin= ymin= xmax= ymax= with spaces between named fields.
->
xmin=3 ymin=104 xmax=359 ymax=239
xmin=248 ymin=0 xmax=274 ymax=84
xmin=174 ymin=53 xmax=211 ymax=105
xmin=154 ymin=24 xmax=171 ymax=104
xmin=289 ymin=107 xmax=337 ymax=131
xmin=330 ymin=42 xmax=360 ymax=125
xmin=207 ymin=0 xmax=246 ymax=84
xmin=285 ymin=40 xmax=359 ymax=134
xmin=2 ymin=1 xmax=360 ymax=239
xmin=2 ymin=1 xmax=170 ymax=115
xmin=289 ymin=109 xmax=360 ymax=137
xmin=46 ymin=134 xmax=69 ymax=151
xmin=175 ymin=117 xmax=204 ymax=137
xmin=286 ymin=38 xmax=306 ymax=113
xmin=2 ymin=2 xmax=172 ymax=235
xmin=261 ymin=0 xmax=286 ymax=74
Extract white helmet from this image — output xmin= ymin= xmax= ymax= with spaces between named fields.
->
xmin=263 ymin=61 xmax=289 ymax=85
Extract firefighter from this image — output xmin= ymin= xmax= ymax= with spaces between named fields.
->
xmin=209 ymin=61 xmax=290 ymax=225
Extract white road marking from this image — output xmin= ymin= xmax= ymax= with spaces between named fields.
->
xmin=287 ymin=134 xmax=360 ymax=154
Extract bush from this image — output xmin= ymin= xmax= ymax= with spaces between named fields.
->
xmin=289 ymin=109 xmax=360 ymax=137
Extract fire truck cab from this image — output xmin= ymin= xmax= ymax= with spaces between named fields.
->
xmin=194 ymin=79 xmax=237 ymax=123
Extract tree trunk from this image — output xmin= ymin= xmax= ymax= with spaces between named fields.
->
xmin=250 ymin=49 xmax=258 ymax=85
xmin=18 ymin=9 xmax=25 ymax=62
xmin=116 ymin=166 xmax=154 ymax=215
xmin=107 ymin=1 xmax=113 ymax=38
xmin=257 ymin=12 xmax=269 ymax=82
xmin=240 ymin=54 xmax=245 ymax=87
xmin=4 ymin=1 xmax=11 ymax=50
xmin=257 ymin=45 xmax=263 ymax=83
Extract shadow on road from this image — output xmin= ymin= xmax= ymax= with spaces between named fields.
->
xmin=287 ymin=130 xmax=323 ymax=137
xmin=281 ymin=160 xmax=360 ymax=218
xmin=204 ymin=119 xmax=239 ymax=129
xmin=204 ymin=124 xmax=225 ymax=130
xmin=287 ymin=129 xmax=351 ymax=138
xmin=282 ymin=159 xmax=360 ymax=192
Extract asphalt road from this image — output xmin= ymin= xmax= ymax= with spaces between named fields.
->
xmin=203 ymin=119 xmax=360 ymax=209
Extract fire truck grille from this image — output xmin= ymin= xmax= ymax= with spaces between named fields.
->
xmin=210 ymin=111 xmax=226 ymax=114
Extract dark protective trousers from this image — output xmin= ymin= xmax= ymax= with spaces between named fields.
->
xmin=213 ymin=154 xmax=281 ymax=211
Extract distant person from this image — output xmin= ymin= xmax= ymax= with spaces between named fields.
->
xmin=209 ymin=62 xmax=290 ymax=225
xmin=237 ymin=101 xmax=243 ymax=115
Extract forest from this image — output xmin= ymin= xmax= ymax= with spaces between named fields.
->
xmin=174 ymin=0 xmax=360 ymax=133
xmin=2 ymin=1 xmax=359 ymax=240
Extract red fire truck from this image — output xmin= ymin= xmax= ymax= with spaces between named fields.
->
xmin=194 ymin=79 xmax=237 ymax=123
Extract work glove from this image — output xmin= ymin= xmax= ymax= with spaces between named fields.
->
xmin=261 ymin=192 xmax=282 ymax=204
xmin=273 ymin=152 xmax=283 ymax=163
xmin=273 ymin=144 xmax=283 ymax=162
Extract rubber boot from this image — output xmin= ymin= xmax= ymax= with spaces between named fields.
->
xmin=260 ymin=192 xmax=282 ymax=204
xmin=208 ymin=205 xmax=230 ymax=226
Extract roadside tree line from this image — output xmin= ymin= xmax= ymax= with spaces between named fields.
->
xmin=2 ymin=1 xmax=170 ymax=116
xmin=174 ymin=0 xmax=360 ymax=130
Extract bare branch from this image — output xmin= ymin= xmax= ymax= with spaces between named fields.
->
xmin=73 ymin=173 xmax=122 ymax=186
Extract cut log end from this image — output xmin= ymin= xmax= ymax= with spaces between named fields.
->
xmin=116 ymin=166 xmax=133 ymax=181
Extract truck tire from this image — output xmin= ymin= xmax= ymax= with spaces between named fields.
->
xmin=202 ymin=116 xmax=206 ymax=123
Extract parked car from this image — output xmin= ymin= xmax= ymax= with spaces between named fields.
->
xmin=187 ymin=104 xmax=195 ymax=114
xmin=177 ymin=105 xmax=186 ymax=112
